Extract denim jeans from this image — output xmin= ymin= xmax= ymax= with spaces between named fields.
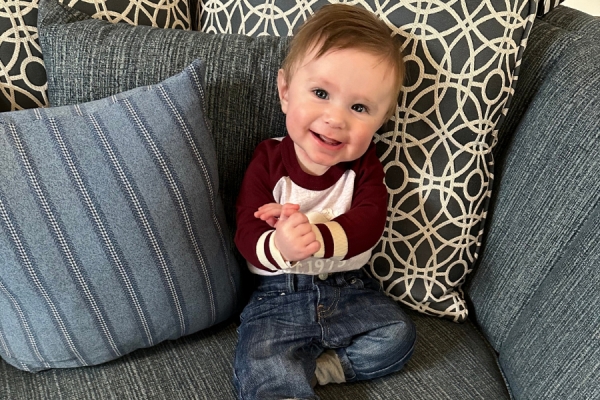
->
xmin=233 ymin=269 xmax=416 ymax=400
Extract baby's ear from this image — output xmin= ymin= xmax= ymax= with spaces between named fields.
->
xmin=277 ymin=69 xmax=289 ymax=114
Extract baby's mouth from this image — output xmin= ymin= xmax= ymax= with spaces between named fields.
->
xmin=312 ymin=131 xmax=341 ymax=146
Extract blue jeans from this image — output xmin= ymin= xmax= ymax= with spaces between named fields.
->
xmin=233 ymin=269 xmax=416 ymax=400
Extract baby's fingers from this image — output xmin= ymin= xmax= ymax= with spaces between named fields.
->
xmin=305 ymin=240 xmax=321 ymax=256
xmin=295 ymin=230 xmax=320 ymax=259
xmin=280 ymin=203 xmax=300 ymax=217
xmin=254 ymin=204 xmax=280 ymax=218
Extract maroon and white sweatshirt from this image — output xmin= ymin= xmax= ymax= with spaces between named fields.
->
xmin=235 ymin=135 xmax=387 ymax=276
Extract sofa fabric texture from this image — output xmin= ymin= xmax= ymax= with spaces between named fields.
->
xmin=0 ymin=2 xmax=598 ymax=399
xmin=543 ymin=4 xmax=600 ymax=38
xmin=467 ymin=12 xmax=600 ymax=399
xmin=0 ymin=311 xmax=509 ymax=399
xmin=38 ymin=0 xmax=289 ymax=260
xmin=200 ymin=0 xmax=538 ymax=322
xmin=467 ymin=15 xmax=600 ymax=351
xmin=500 ymin=202 xmax=600 ymax=400
xmin=0 ymin=59 xmax=241 ymax=371
xmin=0 ymin=0 xmax=192 ymax=113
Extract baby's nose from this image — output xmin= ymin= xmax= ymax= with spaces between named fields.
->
xmin=323 ymin=105 xmax=346 ymax=128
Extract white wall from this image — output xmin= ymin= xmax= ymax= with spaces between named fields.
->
xmin=562 ymin=0 xmax=600 ymax=16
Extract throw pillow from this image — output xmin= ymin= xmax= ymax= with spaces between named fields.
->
xmin=0 ymin=59 xmax=241 ymax=372
xmin=198 ymin=0 xmax=538 ymax=322
xmin=0 ymin=0 xmax=192 ymax=112
xmin=37 ymin=0 xmax=289 ymax=255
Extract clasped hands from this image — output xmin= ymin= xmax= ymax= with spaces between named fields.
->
xmin=254 ymin=203 xmax=321 ymax=262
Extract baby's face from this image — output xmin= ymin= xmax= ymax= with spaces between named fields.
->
xmin=277 ymin=46 xmax=396 ymax=176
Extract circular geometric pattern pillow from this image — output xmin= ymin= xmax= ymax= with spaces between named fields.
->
xmin=199 ymin=0 xmax=537 ymax=322
xmin=0 ymin=0 xmax=192 ymax=112
xmin=538 ymin=0 xmax=564 ymax=16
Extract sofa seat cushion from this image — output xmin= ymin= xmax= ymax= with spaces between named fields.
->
xmin=0 ymin=312 xmax=509 ymax=399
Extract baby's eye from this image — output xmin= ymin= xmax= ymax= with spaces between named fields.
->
xmin=352 ymin=104 xmax=367 ymax=113
xmin=313 ymin=89 xmax=328 ymax=99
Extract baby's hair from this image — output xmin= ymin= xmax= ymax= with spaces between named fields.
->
xmin=281 ymin=3 xmax=405 ymax=117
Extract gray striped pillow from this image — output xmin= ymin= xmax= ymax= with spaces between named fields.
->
xmin=0 ymin=60 xmax=241 ymax=372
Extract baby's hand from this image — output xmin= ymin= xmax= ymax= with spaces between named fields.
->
xmin=274 ymin=211 xmax=321 ymax=262
xmin=254 ymin=203 xmax=300 ymax=227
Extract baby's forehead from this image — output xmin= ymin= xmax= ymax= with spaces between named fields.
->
xmin=294 ymin=44 xmax=397 ymax=75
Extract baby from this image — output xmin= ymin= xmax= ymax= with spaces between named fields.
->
xmin=234 ymin=4 xmax=416 ymax=399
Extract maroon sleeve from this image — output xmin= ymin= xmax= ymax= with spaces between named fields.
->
xmin=234 ymin=140 xmax=283 ymax=272
xmin=332 ymin=143 xmax=388 ymax=259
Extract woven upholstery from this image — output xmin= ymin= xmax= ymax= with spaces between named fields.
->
xmin=467 ymin=11 xmax=600 ymax=399
xmin=467 ymin=17 xmax=600 ymax=352
xmin=501 ymin=203 xmax=600 ymax=399
xmin=0 ymin=312 xmax=509 ymax=399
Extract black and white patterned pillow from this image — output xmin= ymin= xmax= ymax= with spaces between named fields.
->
xmin=538 ymin=0 xmax=565 ymax=16
xmin=0 ymin=0 xmax=192 ymax=112
xmin=199 ymin=0 xmax=538 ymax=322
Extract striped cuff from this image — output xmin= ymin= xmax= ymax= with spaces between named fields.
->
xmin=256 ymin=230 xmax=288 ymax=270
xmin=312 ymin=222 xmax=348 ymax=260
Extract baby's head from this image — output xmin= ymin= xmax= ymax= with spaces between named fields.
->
xmin=277 ymin=4 xmax=405 ymax=175
xmin=281 ymin=4 xmax=405 ymax=119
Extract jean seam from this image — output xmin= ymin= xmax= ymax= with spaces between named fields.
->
xmin=233 ymin=368 xmax=245 ymax=400
xmin=334 ymin=347 xmax=356 ymax=382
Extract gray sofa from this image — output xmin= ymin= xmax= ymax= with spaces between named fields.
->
xmin=1 ymin=3 xmax=599 ymax=400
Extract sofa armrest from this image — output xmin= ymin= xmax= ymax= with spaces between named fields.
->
xmin=466 ymin=6 xmax=600 ymax=399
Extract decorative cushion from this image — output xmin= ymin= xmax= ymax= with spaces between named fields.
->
xmin=0 ymin=0 xmax=192 ymax=112
xmin=199 ymin=0 xmax=537 ymax=322
xmin=0 ymin=59 xmax=241 ymax=372
xmin=37 ymin=0 xmax=289 ymax=254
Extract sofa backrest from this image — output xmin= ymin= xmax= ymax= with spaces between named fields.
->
xmin=466 ymin=7 xmax=600 ymax=399
xmin=38 ymin=0 xmax=290 ymax=248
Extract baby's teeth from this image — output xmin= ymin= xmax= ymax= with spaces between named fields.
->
xmin=320 ymin=135 xmax=339 ymax=145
